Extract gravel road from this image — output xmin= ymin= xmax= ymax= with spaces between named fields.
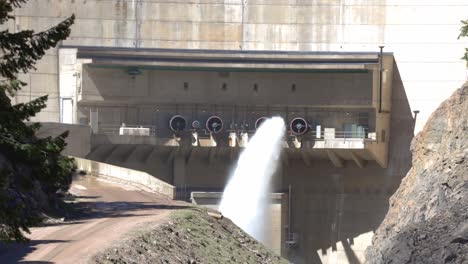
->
xmin=0 ymin=175 xmax=185 ymax=264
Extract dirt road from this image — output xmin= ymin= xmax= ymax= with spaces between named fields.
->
xmin=0 ymin=175 xmax=186 ymax=264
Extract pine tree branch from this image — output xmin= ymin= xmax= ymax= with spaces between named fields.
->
xmin=458 ymin=20 xmax=468 ymax=39
xmin=0 ymin=1 xmax=75 ymax=243
xmin=0 ymin=15 xmax=75 ymax=79
xmin=0 ymin=0 xmax=28 ymax=24
xmin=12 ymin=95 xmax=48 ymax=120
xmin=0 ymin=78 xmax=26 ymax=95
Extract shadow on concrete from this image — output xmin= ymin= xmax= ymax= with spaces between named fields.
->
xmin=82 ymin=62 xmax=414 ymax=264
xmin=0 ymin=240 xmax=68 ymax=264
xmin=284 ymin=61 xmax=415 ymax=264
xmin=85 ymin=144 xmax=174 ymax=184
xmin=342 ymin=239 xmax=362 ymax=264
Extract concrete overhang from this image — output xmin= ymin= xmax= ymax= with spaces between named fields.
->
xmin=67 ymin=46 xmax=390 ymax=72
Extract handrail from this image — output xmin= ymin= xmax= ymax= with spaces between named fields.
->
xmin=96 ymin=124 xmax=376 ymax=141
xmin=98 ymin=124 xmax=157 ymax=136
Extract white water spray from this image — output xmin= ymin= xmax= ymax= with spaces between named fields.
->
xmin=219 ymin=117 xmax=285 ymax=242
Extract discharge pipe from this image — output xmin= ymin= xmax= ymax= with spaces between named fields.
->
xmin=206 ymin=116 xmax=224 ymax=134
xmin=288 ymin=184 xmax=292 ymax=235
xmin=169 ymin=115 xmax=187 ymax=133
xmin=207 ymin=211 xmax=223 ymax=219
xmin=290 ymin=117 xmax=308 ymax=135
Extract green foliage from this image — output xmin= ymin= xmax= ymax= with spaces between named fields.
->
xmin=459 ymin=19 xmax=468 ymax=64
xmin=0 ymin=0 xmax=75 ymax=242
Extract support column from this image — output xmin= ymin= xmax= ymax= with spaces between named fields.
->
xmin=300 ymin=151 xmax=312 ymax=167
xmin=173 ymin=151 xmax=186 ymax=187
xmin=350 ymin=151 xmax=367 ymax=168
xmin=89 ymin=107 xmax=98 ymax=134
xmin=326 ymin=150 xmax=344 ymax=168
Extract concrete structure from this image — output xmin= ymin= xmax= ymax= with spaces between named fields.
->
xmin=6 ymin=1 xmax=467 ymax=263
xmin=8 ymin=0 xmax=468 ymax=132
xmin=36 ymin=122 xmax=91 ymax=157
xmin=191 ymin=192 xmax=288 ymax=256
xmin=73 ymin=156 xmax=176 ymax=199
xmin=76 ymin=50 xmax=408 ymax=264
xmin=74 ymin=49 xmax=393 ymax=167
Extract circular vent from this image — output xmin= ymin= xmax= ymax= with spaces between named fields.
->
xmin=255 ymin=117 xmax=268 ymax=129
xmin=169 ymin=115 xmax=187 ymax=133
xmin=206 ymin=116 xmax=224 ymax=134
xmin=192 ymin=120 xmax=201 ymax=129
xmin=290 ymin=117 xmax=308 ymax=135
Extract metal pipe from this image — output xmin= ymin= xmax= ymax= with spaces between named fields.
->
xmin=379 ymin=46 xmax=385 ymax=113
xmin=288 ymin=184 xmax=292 ymax=234
xmin=207 ymin=211 xmax=223 ymax=219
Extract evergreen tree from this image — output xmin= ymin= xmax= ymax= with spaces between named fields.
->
xmin=0 ymin=0 xmax=75 ymax=242
xmin=459 ymin=19 xmax=468 ymax=64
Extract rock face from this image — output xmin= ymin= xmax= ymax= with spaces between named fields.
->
xmin=366 ymin=84 xmax=468 ymax=264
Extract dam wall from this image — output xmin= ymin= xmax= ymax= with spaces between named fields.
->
xmin=7 ymin=0 xmax=468 ymax=132
xmin=4 ymin=1 xmax=464 ymax=263
xmin=83 ymin=63 xmax=415 ymax=263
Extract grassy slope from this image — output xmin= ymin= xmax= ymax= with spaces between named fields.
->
xmin=93 ymin=207 xmax=289 ymax=264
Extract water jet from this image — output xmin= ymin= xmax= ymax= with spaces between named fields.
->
xmin=219 ymin=116 xmax=286 ymax=243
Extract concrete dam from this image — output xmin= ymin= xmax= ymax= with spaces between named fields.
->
xmin=68 ymin=49 xmax=412 ymax=263
xmin=9 ymin=0 xmax=468 ymax=263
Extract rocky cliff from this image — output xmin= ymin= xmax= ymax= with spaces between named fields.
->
xmin=366 ymin=84 xmax=467 ymax=264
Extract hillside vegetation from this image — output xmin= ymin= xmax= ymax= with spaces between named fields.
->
xmin=93 ymin=207 xmax=289 ymax=264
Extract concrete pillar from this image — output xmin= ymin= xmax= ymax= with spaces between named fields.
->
xmin=272 ymin=160 xmax=284 ymax=193
xmin=173 ymin=153 xmax=186 ymax=187
xmin=90 ymin=107 xmax=98 ymax=134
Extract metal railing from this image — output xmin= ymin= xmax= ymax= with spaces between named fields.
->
xmin=95 ymin=123 xmax=378 ymax=143
xmin=333 ymin=130 xmax=367 ymax=139
xmin=287 ymin=128 xmax=375 ymax=140
xmin=175 ymin=184 xmax=190 ymax=201
xmin=285 ymin=232 xmax=299 ymax=245
xmin=97 ymin=124 xmax=157 ymax=136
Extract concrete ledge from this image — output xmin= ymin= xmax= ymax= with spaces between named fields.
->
xmin=191 ymin=192 xmax=285 ymax=205
xmin=72 ymin=156 xmax=175 ymax=200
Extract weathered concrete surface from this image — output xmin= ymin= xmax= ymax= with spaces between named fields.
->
xmin=80 ymin=62 xmax=415 ymax=263
xmin=10 ymin=0 xmax=468 ymax=131
xmin=366 ymin=84 xmax=468 ymax=263
xmin=0 ymin=175 xmax=184 ymax=264
xmin=81 ymin=67 xmax=373 ymax=107
xmin=73 ymin=156 xmax=176 ymax=199
xmin=36 ymin=122 xmax=91 ymax=158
